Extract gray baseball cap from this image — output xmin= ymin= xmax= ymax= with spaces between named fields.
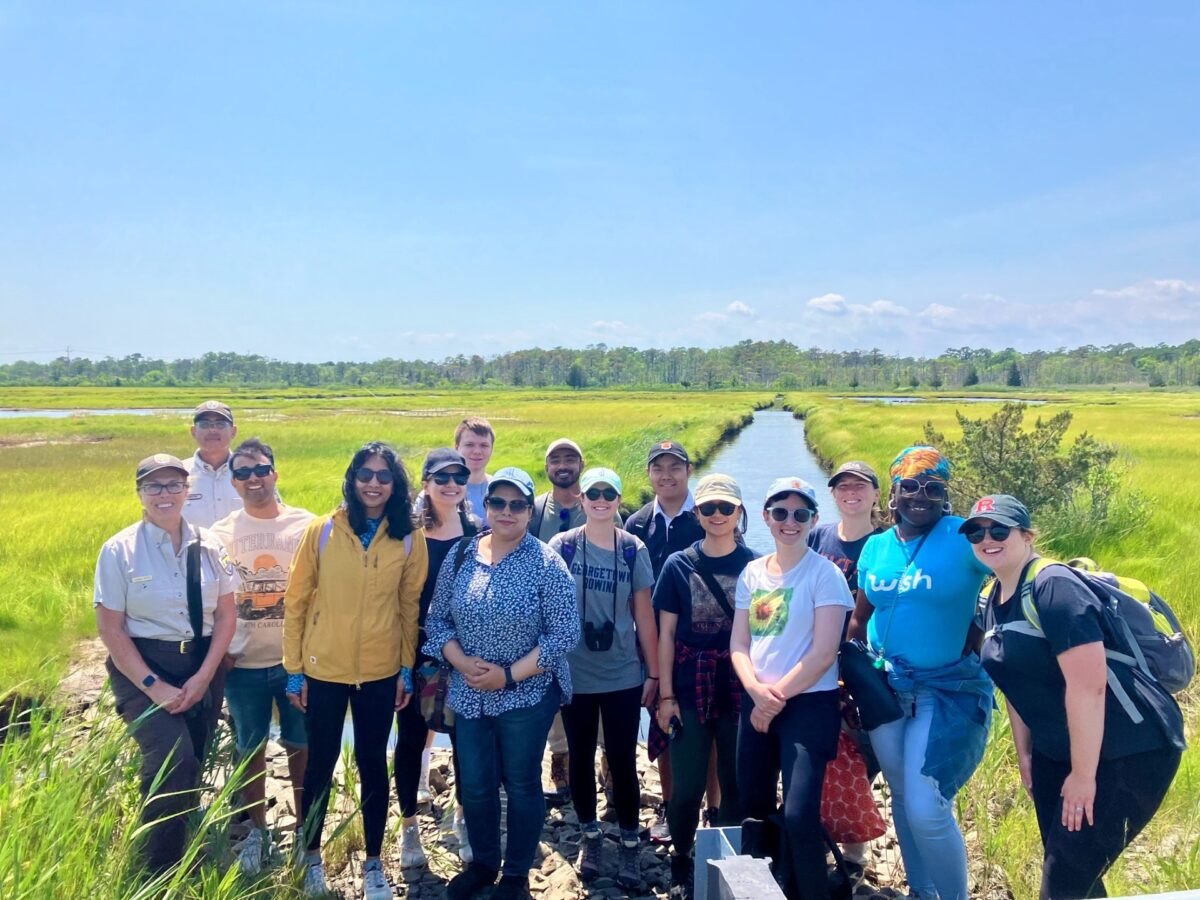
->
xmin=136 ymin=453 xmax=189 ymax=483
xmin=828 ymin=461 xmax=879 ymax=489
xmin=765 ymin=476 xmax=819 ymax=510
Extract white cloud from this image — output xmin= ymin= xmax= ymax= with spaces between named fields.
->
xmin=589 ymin=319 xmax=628 ymax=334
xmin=1090 ymin=279 xmax=1200 ymax=320
xmin=851 ymin=300 xmax=907 ymax=317
xmin=918 ymin=304 xmax=958 ymax=322
xmin=726 ymin=300 xmax=756 ymax=317
xmin=807 ymin=293 xmax=848 ymax=314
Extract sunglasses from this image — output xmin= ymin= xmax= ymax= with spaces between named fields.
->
xmin=767 ymin=506 xmax=814 ymax=524
xmin=584 ymin=487 xmax=619 ymax=502
xmin=430 ymin=471 xmax=470 ymax=486
xmin=355 ymin=468 xmax=395 ymax=485
xmin=139 ymin=481 xmax=188 ymax=496
xmin=485 ymin=496 xmax=531 ymax=514
xmin=232 ymin=464 xmax=274 ymax=481
xmin=896 ymin=478 xmax=948 ymax=501
xmin=964 ymin=523 xmax=1013 ymax=544
xmin=697 ymin=500 xmax=738 ymax=517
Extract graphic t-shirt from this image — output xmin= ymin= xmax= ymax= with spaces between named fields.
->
xmin=807 ymin=522 xmax=882 ymax=594
xmin=981 ymin=564 xmax=1176 ymax=762
xmin=548 ymin=528 xmax=655 ymax=694
xmin=211 ymin=505 xmax=316 ymax=668
xmin=857 ymin=517 xmax=990 ymax=670
xmin=653 ymin=542 xmax=759 ymax=652
xmin=735 ymin=551 xmax=854 ymax=691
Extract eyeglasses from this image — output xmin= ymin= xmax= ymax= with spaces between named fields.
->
xmin=767 ymin=507 xmax=814 ymax=524
xmin=485 ymin=496 xmax=531 ymax=514
xmin=194 ymin=418 xmax=231 ymax=430
xmin=896 ymin=478 xmax=948 ymax=501
xmin=697 ymin=500 xmax=738 ymax=517
xmin=139 ymin=481 xmax=188 ymax=496
xmin=963 ymin=523 xmax=1013 ymax=544
xmin=584 ymin=487 xmax=619 ymax=502
xmin=430 ymin=471 xmax=470 ymax=486
xmin=232 ymin=464 xmax=274 ymax=481
xmin=355 ymin=468 xmax=395 ymax=485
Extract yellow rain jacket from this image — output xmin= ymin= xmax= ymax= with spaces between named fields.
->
xmin=283 ymin=508 xmax=428 ymax=685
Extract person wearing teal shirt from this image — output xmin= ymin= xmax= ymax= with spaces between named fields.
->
xmin=849 ymin=446 xmax=993 ymax=900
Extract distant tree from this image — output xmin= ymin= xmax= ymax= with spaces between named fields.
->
xmin=962 ymin=365 xmax=979 ymax=387
xmin=1147 ymin=370 xmax=1166 ymax=388
xmin=849 ymin=372 xmax=860 ymax=389
xmin=907 ymin=371 xmax=920 ymax=389
xmin=566 ymin=361 xmax=586 ymax=390
xmin=1006 ymin=361 xmax=1023 ymax=387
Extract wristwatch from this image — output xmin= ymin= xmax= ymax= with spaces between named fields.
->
xmin=504 ymin=666 xmax=516 ymax=690
xmin=142 ymin=673 xmax=157 ymax=690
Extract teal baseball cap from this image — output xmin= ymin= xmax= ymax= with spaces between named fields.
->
xmin=580 ymin=467 xmax=622 ymax=494
xmin=487 ymin=466 xmax=536 ymax=502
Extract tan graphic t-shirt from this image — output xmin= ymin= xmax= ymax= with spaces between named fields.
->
xmin=211 ymin=505 xmax=316 ymax=669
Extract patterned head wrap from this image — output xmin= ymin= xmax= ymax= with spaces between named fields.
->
xmin=889 ymin=445 xmax=951 ymax=483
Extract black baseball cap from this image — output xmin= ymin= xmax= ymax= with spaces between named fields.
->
xmin=193 ymin=400 xmax=234 ymax=424
xmin=960 ymin=494 xmax=1032 ymax=531
xmin=828 ymin=461 xmax=879 ymax=489
xmin=136 ymin=453 xmax=188 ymax=483
xmin=422 ymin=447 xmax=468 ymax=480
xmin=648 ymin=440 xmax=690 ymax=465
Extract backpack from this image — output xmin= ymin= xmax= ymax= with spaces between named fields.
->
xmin=556 ymin=526 xmax=639 ymax=588
xmin=318 ymin=517 xmax=413 ymax=556
xmin=987 ymin=557 xmax=1194 ymax=725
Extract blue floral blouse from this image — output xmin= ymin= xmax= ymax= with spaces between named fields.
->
xmin=422 ymin=532 xmax=580 ymax=718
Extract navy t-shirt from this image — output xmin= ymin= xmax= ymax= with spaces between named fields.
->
xmin=653 ymin=541 xmax=758 ymax=653
xmin=807 ymin=522 xmax=883 ymax=594
xmin=981 ymin=563 xmax=1175 ymax=761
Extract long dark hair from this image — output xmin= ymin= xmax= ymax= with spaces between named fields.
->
xmin=342 ymin=441 xmax=415 ymax=541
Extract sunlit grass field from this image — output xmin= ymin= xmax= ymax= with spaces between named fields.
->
xmin=793 ymin=390 xmax=1200 ymax=898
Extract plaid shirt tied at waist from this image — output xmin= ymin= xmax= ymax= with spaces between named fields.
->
xmin=649 ymin=641 xmax=743 ymax=762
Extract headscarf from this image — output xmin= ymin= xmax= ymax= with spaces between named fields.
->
xmin=888 ymin=445 xmax=951 ymax=483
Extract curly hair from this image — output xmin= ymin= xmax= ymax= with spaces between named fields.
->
xmin=342 ymin=441 xmax=416 ymax=541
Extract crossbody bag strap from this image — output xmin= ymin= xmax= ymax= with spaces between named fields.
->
xmin=186 ymin=539 xmax=204 ymax=641
xmin=685 ymin=546 xmax=735 ymax=619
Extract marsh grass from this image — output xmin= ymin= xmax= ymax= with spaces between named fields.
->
xmin=795 ymin=391 xmax=1200 ymax=897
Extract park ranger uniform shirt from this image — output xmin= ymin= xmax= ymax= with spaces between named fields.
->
xmin=183 ymin=451 xmax=243 ymax=528
xmin=93 ymin=519 xmax=238 ymax=640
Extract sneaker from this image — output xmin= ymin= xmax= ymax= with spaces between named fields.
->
xmin=649 ymin=804 xmax=672 ymax=844
xmin=237 ymin=827 xmax=269 ymax=876
xmin=702 ymin=806 xmax=718 ymax=828
xmin=453 ymin=807 xmax=473 ymax=864
xmin=617 ymin=838 xmax=640 ymax=891
xmin=417 ymin=783 xmax=433 ymax=805
xmin=446 ymin=862 xmax=498 ymax=900
xmin=302 ymin=860 xmax=328 ymax=897
xmin=400 ymin=823 xmax=427 ymax=868
xmin=362 ymin=860 xmax=392 ymax=900
xmin=545 ymin=751 xmax=571 ymax=807
xmin=576 ymin=828 xmax=603 ymax=882
xmin=668 ymin=854 xmax=693 ymax=900
xmin=491 ymin=874 xmax=531 ymax=900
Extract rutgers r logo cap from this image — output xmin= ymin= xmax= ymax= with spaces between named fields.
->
xmin=973 ymin=497 xmax=996 ymax=514
xmin=959 ymin=494 xmax=1031 ymax=531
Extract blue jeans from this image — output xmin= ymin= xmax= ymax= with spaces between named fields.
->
xmin=868 ymin=687 xmax=967 ymax=900
xmin=455 ymin=683 xmax=561 ymax=877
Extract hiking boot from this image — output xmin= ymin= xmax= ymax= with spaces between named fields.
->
xmin=237 ymin=827 xmax=270 ymax=875
xmin=545 ymin=751 xmax=571 ymax=807
xmin=649 ymin=803 xmax=672 ymax=844
xmin=576 ymin=827 xmax=603 ymax=882
xmin=668 ymin=854 xmax=693 ymax=900
xmin=400 ymin=822 xmax=427 ymax=868
xmin=446 ymin=862 xmax=498 ymax=900
xmin=302 ymin=860 xmax=328 ymax=897
xmin=453 ymin=806 xmax=473 ymax=864
xmin=362 ymin=860 xmax=392 ymax=900
xmin=491 ymin=874 xmax=532 ymax=900
xmin=617 ymin=837 xmax=641 ymax=891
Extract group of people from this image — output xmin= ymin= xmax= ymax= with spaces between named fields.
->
xmin=94 ymin=402 xmax=1184 ymax=900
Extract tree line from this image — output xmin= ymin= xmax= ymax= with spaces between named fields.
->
xmin=3 ymin=340 xmax=1199 ymax=390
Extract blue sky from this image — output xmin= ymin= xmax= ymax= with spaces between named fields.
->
xmin=2 ymin=3 xmax=1198 ymax=363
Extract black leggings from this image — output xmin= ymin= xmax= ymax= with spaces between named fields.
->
xmin=301 ymin=673 xmax=397 ymax=856
xmin=1031 ymin=746 xmax=1180 ymax=899
xmin=561 ymin=685 xmax=643 ymax=831
xmin=738 ymin=690 xmax=841 ymax=900
xmin=394 ymin=690 xmax=463 ymax=818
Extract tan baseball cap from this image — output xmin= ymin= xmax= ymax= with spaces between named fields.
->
xmin=193 ymin=400 xmax=234 ymax=423
xmin=693 ymin=473 xmax=742 ymax=506
xmin=545 ymin=437 xmax=583 ymax=458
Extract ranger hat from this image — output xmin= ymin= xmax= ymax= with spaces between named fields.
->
xmin=959 ymin=494 xmax=1032 ymax=531
xmin=193 ymin=400 xmax=234 ymax=424
xmin=136 ymin=453 xmax=189 ymax=483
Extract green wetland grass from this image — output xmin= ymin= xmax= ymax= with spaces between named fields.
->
xmin=795 ymin=390 xmax=1200 ymax=898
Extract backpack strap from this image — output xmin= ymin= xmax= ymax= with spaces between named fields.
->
xmin=530 ymin=494 xmax=551 ymax=537
xmin=318 ymin=517 xmax=334 ymax=556
xmin=450 ymin=534 xmax=476 ymax=579
xmin=684 ymin=545 xmax=735 ymax=618
xmin=558 ymin=526 xmax=582 ymax=568
xmin=404 ymin=533 xmax=412 ymax=555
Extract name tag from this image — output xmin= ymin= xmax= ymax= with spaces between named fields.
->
xmin=132 ymin=575 xmax=153 ymax=583
xmin=187 ymin=493 xmax=203 ymax=501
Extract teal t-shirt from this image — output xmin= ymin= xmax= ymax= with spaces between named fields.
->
xmin=857 ymin=516 xmax=990 ymax=670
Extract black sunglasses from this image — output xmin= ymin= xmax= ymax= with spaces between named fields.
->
xmin=430 ymin=471 xmax=470 ymax=486
xmin=697 ymin=500 xmax=738 ymax=517
xmin=964 ymin=523 xmax=1013 ymax=544
xmin=355 ymin=468 xmax=395 ymax=485
xmin=896 ymin=478 xmax=948 ymax=500
xmin=767 ymin=506 xmax=813 ymax=524
xmin=485 ymin=496 xmax=531 ymax=514
xmin=584 ymin=487 xmax=619 ymax=502
xmin=232 ymin=464 xmax=274 ymax=481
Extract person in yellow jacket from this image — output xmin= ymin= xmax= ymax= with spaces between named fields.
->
xmin=284 ymin=441 xmax=428 ymax=900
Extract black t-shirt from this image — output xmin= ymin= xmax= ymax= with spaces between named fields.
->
xmin=807 ymin=522 xmax=882 ymax=594
xmin=980 ymin=563 xmax=1173 ymax=762
xmin=420 ymin=536 xmax=460 ymax=628
xmin=653 ymin=541 xmax=758 ymax=652
xmin=625 ymin=501 xmax=707 ymax=580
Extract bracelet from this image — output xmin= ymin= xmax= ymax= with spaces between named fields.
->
xmin=647 ymin=675 xmax=659 ymax=680
xmin=659 ymin=696 xmax=677 ymax=703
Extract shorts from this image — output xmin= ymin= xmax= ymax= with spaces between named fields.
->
xmin=224 ymin=663 xmax=307 ymax=755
